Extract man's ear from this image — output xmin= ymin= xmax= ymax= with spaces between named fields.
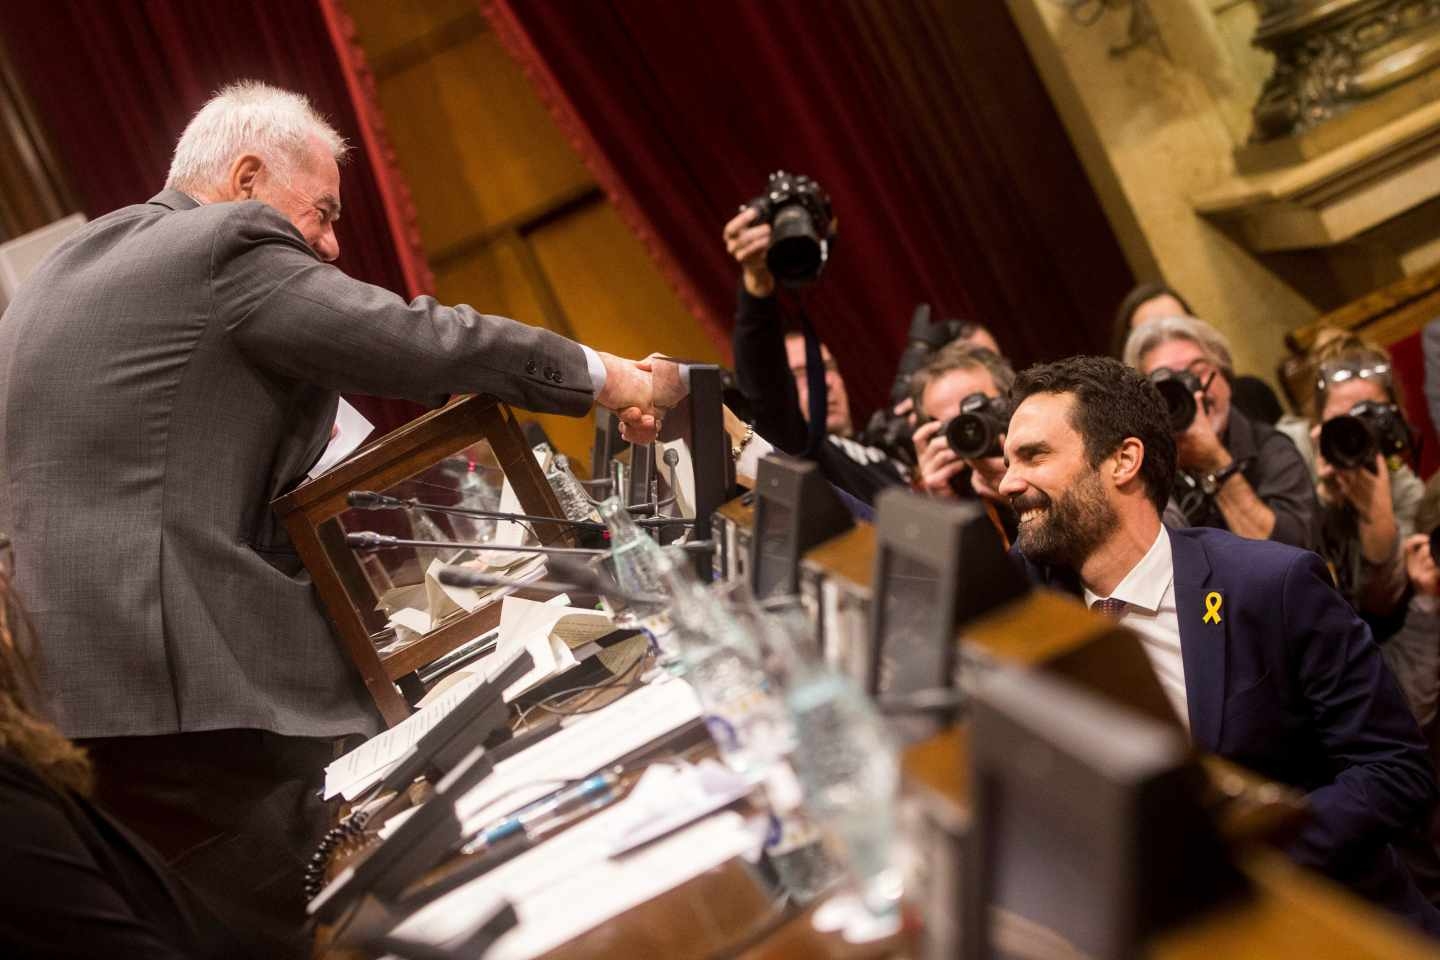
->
xmin=1112 ymin=437 xmax=1146 ymax=489
xmin=226 ymin=155 xmax=264 ymax=200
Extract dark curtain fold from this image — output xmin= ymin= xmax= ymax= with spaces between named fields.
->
xmin=485 ymin=0 xmax=1133 ymax=416
xmin=0 ymin=0 xmax=424 ymax=434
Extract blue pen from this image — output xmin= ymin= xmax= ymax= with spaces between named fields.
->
xmin=463 ymin=768 xmax=621 ymax=854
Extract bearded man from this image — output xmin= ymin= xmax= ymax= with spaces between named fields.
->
xmin=1000 ymin=356 xmax=1440 ymax=937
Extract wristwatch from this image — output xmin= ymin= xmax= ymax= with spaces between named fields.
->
xmin=1200 ymin=457 xmax=1251 ymax=496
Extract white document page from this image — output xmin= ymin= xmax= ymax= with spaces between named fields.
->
xmin=389 ymin=811 xmax=757 ymax=959
xmin=323 ymin=669 xmax=489 ymax=801
xmin=490 ymin=594 xmax=614 ymax=702
xmin=454 ymin=677 xmax=702 ymax=834
xmin=307 ymin=398 xmax=374 ymax=479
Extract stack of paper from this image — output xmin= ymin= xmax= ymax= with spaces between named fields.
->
xmin=324 ymin=595 xmax=619 ymax=800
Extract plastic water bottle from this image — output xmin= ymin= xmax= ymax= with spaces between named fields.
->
xmin=448 ymin=458 xmax=500 ymax=545
xmin=659 ymin=568 xmax=791 ymax=778
xmin=763 ymin=597 xmax=902 ymax=925
xmin=546 ymin=453 xmax=598 ymax=523
xmin=597 ymin=496 xmax=684 ymax=673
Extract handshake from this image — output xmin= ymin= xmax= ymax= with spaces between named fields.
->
xmin=594 ymin=352 xmax=690 ymax=444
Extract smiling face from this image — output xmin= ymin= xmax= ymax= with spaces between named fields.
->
xmin=999 ymin=392 xmax=1118 ymax=568
xmin=249 ymin=135 xmax=343 ymax=262
xmin=1138 ymin=336 xmax=1230 ymax=435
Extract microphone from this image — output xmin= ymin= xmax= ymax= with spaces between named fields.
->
xmin=436 ymin=561 xmax=666 ymax=607
xmin=344 ymin=532 xmax=607 ymax=557
xmin=346 ymin=491 xmax=605 ymax=533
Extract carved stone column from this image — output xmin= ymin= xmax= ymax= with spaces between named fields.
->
xmin=1249 ymin=0 xmax=1440 ymax=147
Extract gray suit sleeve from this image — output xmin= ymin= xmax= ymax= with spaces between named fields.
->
xmin=211 ymin=202 xmax=595 ymax=414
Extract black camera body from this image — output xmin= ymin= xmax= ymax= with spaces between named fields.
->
xmin=1148 ymin=367 xmax=1205 ymax=432
xmin=944 ymin=393 xmax=1013 ymax=460
xmin=1319 ymin=400 xmax=1412 ymax=472
xmin=747 ymin=171 xmax=833 ymax=287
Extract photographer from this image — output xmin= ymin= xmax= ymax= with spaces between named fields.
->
xmin=724 ymin=203 xmax=908 ymax=504
xmin=909 ymin=343 xmax=1016 ymax=543
xmin=1393 ymin=481 xmax=1440 ymax=735
xmin=1307 ymin=333 xmax=1425 ymax=622
xmin=909 ymin=344 xmax=1013 ymax=502
xmin=1124 ymin=316 xmax=1317 ymax=549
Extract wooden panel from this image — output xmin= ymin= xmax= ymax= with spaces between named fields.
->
xmin=432 ymin=236 xmax=548 ymax=331
xmin=528 ymin=202 xmax=724 ymax=364
xmin=377 ymin=31 xmax=592 ymax=255
xmin=342 ymin=0 xmax=478 ymax=69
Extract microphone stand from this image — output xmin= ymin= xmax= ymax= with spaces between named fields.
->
xmin=347 ymin=490 xmax=695 ymax=530
xmin=345 ymin=532 xmax=608 ymax=557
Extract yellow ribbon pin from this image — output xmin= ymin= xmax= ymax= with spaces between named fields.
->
xmin=1203 ymin=591 xmax=1223 ymax=625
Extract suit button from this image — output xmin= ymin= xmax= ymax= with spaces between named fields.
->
xmin=553 ymin=371 xmax=564 ymax=384
xmin=525 ymin=360 xmax=537 ymax=374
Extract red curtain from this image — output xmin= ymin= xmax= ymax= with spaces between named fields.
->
xmin=0 ymin=0 xmax=427 ymax=434
xmin=484 ymin=0 xmax=1133 ymax=416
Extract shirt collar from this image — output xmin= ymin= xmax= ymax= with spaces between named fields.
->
xmin=1083 ymin=525 xmax=1172 ymax=614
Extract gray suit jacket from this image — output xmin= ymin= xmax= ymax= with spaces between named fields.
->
xmin=0 ymin=190 xmax=594 ymax=740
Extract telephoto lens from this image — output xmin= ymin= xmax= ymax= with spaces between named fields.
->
xmin=1318 ymin=415 xmax=1377 ymax=471
xmin=944 ymin=393 xmax=1011 ymax=460
xmin=746 ymin=171 xmax=833 ymax=287
xmin=1319 ymin=401 xmax=1410 ymax=473
xmin=1147 ymin=368 xmax=1204 ymax=432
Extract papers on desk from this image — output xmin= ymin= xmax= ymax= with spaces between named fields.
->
xmin=326 ymin=595 xmax=616 ymax=800
xmin=324 ymin=666 xmax=496 ymax=801
xmin=390 ymin=801 xmax=760 ymax=960
xmin=492 ymin=594 xmax=614 ymax=701
xmin=452 ymin=675 xmax=704 ymax=832
xmin=378 ymin=553 xmax=549 ymax=650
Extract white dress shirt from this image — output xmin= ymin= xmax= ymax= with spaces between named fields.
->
xmin=1083 ymin=527 xmax=1188 ymax=730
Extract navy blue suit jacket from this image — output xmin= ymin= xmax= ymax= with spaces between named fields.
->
xmin=1023 ymin=526 xmax=1440 ymax=931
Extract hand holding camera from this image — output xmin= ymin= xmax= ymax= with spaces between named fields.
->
xmin=724 ymin=207 xmax=775 ymax=298
xmin=1404 ymin=532 xmax=1440 ymax=598
xmin=913 ymin=392 xmax=1010 ymax=501
xmin=1147 ymin=367 xmax=1226 ymax=473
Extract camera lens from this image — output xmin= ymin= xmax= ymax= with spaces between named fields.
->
xmin=946 ymin=414 xmax=999 ymax=460
xmin=766 ymin=204 xmax=823 ymax=285
xmin=1152 ymin=378 xmax=1197 ymax=431
xmin=1430 ymin=528 xmax=1440 ymax=568
xmin=1319 ymin=415 xmax=1377 ymax=470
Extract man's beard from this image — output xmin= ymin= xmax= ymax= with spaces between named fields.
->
xmin=1011 ymin=469 xmax=1117 ymax=569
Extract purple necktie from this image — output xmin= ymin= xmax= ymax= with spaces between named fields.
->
xmin=1091 ymin=597 xmax=1127 ymax=621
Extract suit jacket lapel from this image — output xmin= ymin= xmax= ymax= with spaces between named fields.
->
xmin=1170 ymin=530 xmax=1227 ymax=751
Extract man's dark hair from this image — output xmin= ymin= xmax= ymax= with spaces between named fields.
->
xmin=1010 ymin=356 xmax=1176 ymax=514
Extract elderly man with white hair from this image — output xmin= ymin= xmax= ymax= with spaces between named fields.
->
xmin=1123 ymin=315 xmax=1318 ymax=549
xmin=0 ymin=81 xmax=662 ymax=942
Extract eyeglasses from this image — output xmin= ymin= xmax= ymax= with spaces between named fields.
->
xmin=1316 ymin=360 xmax=1391 ymax=394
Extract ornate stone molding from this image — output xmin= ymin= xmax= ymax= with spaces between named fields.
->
xmin=1251 ymin=0 xmax=1440 ymax=142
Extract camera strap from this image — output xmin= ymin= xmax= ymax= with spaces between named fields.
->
xmin=795 ymin=299 xmax=828 ymax=457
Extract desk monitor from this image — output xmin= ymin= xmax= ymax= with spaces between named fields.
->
xmin=591 ymin=408 xmax=627 ymax=482
xmin=627 ymin=442 xmax=655 ymax=508
xmin=965 ymin=669 xmax=1244 ymax=960
xmin=750 ymin=453 xmax=854 ymax=600
xmin=686 ymin=365 xmax=734 ymax=580
xmin=866 ymin=489 xmax=1026 ymax=704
